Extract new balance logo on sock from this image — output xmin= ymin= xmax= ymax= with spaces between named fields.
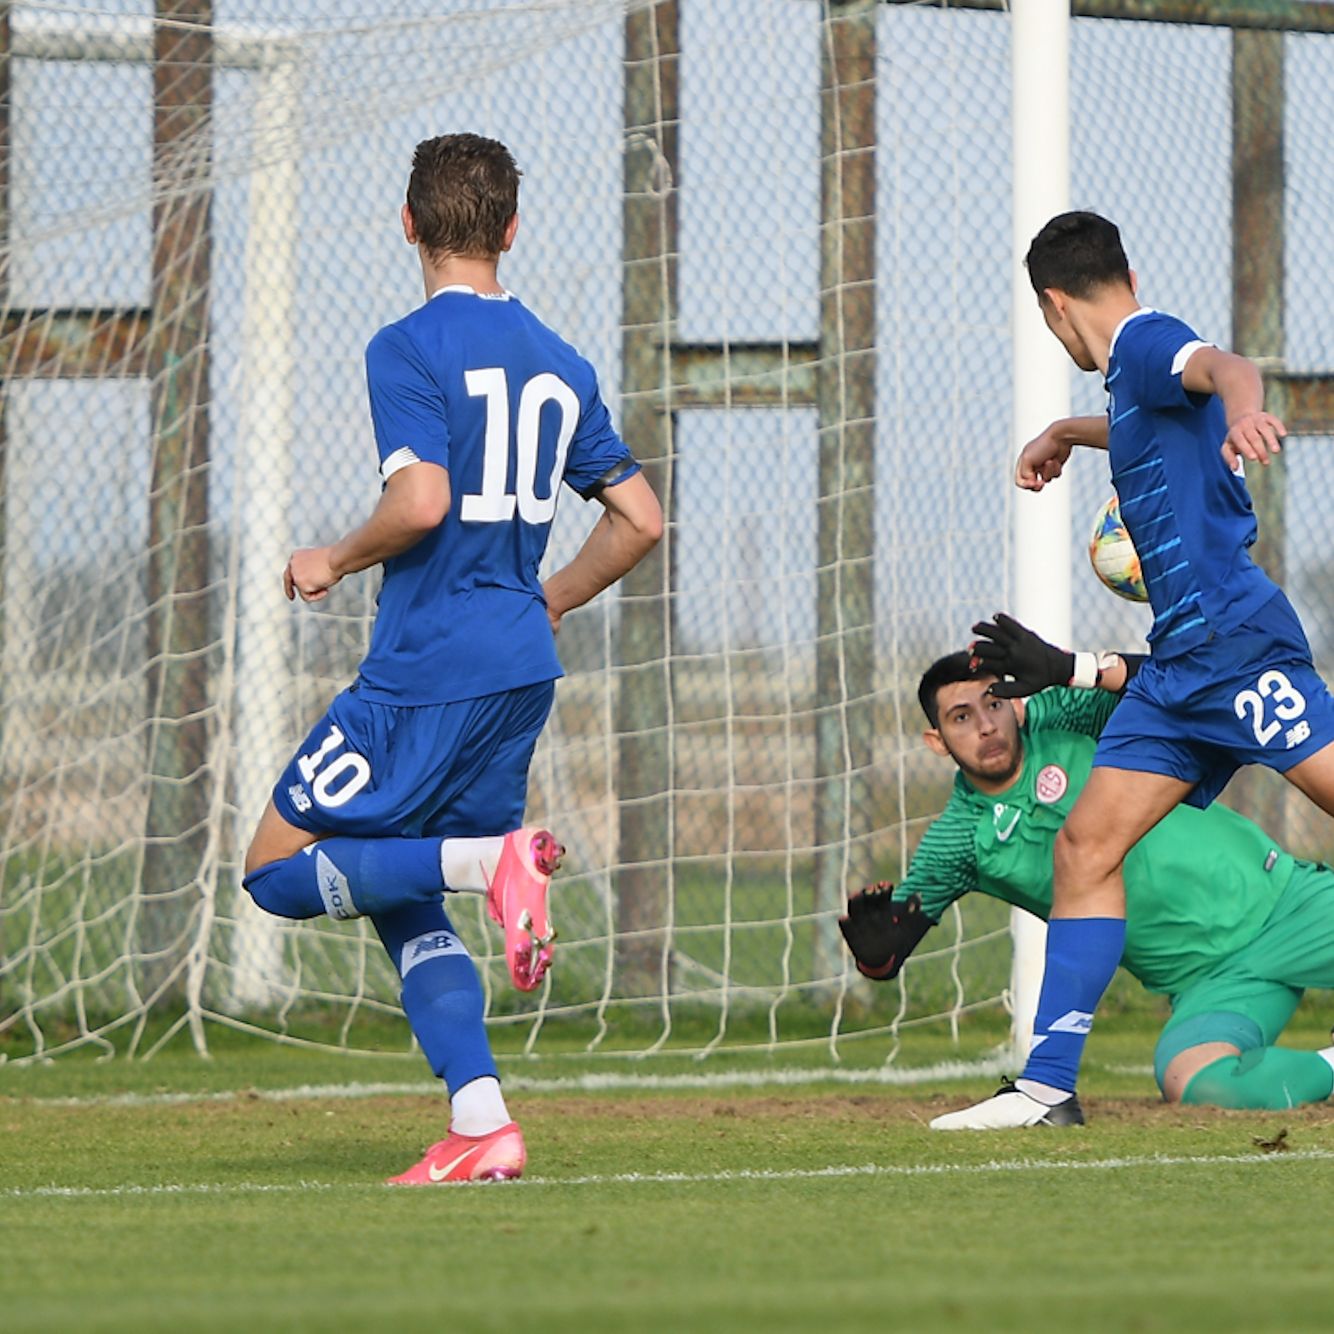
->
xmin=400 ymin=929 xmax=468 ymax=978
xmin=1048 ymin=1010 xmax=1094 ymax=1035
xmin=1031 ymin=1010 xmax=1094 ymax=1051
xmin=1030 ymin=1010 xmax=1093 ymax=1052
xmin=315 ymin=850 xmax=358 ymax=921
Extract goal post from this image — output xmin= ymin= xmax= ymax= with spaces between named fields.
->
xmin=1007 ymin=0 xmax=1072 ymax=1060
xmin=228 ymin=44 xmax=302 ymax=1010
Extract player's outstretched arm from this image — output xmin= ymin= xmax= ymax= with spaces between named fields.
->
xmin=970 ymin=612 xmax=1143 ymax=698
xmin=285 ymin=462 xmax=450 ymax=603
xmin=1180 ymin=346 xmax=1287 ymax=469
xmin=1015 ymin=415 xmax=1108 ymax=491
xmin=543 ymin=471 xmax=663 ymax=633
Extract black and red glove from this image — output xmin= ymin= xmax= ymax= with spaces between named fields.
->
xmin=968 ymin=613 xmax=1074 ymax=699
xmin=838 ymin=883 xmax=932 ymax=981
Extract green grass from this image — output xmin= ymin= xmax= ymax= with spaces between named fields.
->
xmin=3 ymin=1019 xmax=1333 ymax=1332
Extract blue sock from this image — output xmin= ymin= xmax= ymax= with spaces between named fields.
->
xmin=1021 ymin=917 xmax=1126 ymax=1093
xmin=243 ymin=837 xmax=445 ymax=920
xmin=373 ymin=901 xmax=496 ymax=1095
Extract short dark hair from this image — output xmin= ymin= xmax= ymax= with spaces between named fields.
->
xmin=1025 ymin=211 xmax=1131 ymax=299
xmin=917 ymin=651 xmax=984 ymax=728
xmin=406 ymin=133 xmax=521 ymax=260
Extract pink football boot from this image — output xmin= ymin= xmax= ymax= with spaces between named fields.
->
xmin=386 ymin=1122 xmax=527 ymax=1185
xmin=485 ymin=828 xmax=563 ymax=991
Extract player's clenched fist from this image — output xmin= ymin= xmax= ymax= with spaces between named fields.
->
xmin=838 ymin=883 xmax=932 ymax=980
xmin=284 ymin=546 xmax=342 ymax=603
xmin=1015 ymin=424 xmax=1079 ymax=491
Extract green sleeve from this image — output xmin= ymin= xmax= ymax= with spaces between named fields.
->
xmin=896 ymin=793 xmax=980 ymax=923
xmin=1024 ymin=685 xmax=1119 ymax=740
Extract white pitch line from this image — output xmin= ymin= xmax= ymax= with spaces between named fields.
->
xmin=8 ymin=1061 xmax=1014 ymax=1110
xmin=543 ymin=1149 xmax=1334 ymax=1187
xmin=5 ymin=1148 xmax=1333 ymax=1201
xmin=508 ymin=1060 xmax=1013 ymax=1093
xmin=3 ymin=1180 xmax=344 ymax=1200
xmin=11 ymin=1082 xmax=438 ymax=1110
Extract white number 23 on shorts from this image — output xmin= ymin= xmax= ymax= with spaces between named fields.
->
xmin=1233 ymin=670 xmax=1309 ymax=749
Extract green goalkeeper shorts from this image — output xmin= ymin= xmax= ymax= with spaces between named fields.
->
xmin=1154 ymin=861 xmax=1334 ymax=1091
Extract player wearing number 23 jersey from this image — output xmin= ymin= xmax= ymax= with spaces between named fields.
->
xmin=935 ymin=211 xmax=1334 ymax=1131
xmin=1092 ymin=305 xmax=1334 ymax=807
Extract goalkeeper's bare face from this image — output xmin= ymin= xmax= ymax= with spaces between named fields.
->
xmin=924 ymin=676 xmax=1023 ymax=793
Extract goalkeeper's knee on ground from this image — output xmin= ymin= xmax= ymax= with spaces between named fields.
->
xmin=1181 ymin=1047 xmax=1334 ymax=1110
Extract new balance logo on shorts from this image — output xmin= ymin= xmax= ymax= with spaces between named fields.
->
xmin=400 ymin=929 xmax=468 ymax=978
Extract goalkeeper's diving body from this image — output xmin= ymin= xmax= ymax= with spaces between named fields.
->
xmin=840 ymin=615 xmax=1334 ymax=1123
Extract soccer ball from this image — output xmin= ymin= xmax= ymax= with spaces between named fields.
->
xmin=1089 ymin=493 xmax=1148 ymax=602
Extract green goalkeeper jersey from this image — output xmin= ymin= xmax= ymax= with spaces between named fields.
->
xmin=898 ymin=687 xmax=1294 ymax=996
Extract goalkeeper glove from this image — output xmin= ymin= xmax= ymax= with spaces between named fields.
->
xmin=969 ymin=612 xmax=1077 ymax=699
xmin=838 ymin=884 xmax=932 ymax=980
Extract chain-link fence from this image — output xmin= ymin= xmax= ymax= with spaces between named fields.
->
xmin=3 ymin=0 xmax=1333 ymax=1063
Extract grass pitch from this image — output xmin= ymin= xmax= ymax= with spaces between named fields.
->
xmin=3 ymin=1019 xmax=1332 ymax=1333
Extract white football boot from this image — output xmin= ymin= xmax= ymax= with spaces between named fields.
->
xmin=930 ymin=1081 xmax=1085 ymax=1131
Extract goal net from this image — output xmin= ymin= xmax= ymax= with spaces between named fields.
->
xmin=4 ymin=0 xmax=1334 ymax=1068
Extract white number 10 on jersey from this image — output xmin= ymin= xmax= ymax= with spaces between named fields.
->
xmin=461 ymin=367 xmax=579 ymax=524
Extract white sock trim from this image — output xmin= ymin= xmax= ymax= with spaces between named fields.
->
xmin=1015 ymin=1077 xmax=1072 ymax=1106
xmin=1316 ymin=1048 xmax=1334 ymax=1082
xmin=439 ymin=836 xmax=504 ymax=894
xmin=450 ymin=1076 xmax=510 ymax=1137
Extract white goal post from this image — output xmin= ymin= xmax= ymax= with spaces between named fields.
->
xmin=5 ymin=9 xmax=303 ymax=1015
xmin=1008 ymin=0 xmax=1072 ymax=1061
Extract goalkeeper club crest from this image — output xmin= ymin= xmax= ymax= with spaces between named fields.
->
xmin=1035 ymin=763 xmax=1068 ymax=804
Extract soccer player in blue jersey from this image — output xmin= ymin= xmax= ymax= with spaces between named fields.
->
xmin=939 ymin=210 xmax=1334 ymax=1129
xmin=241 ymin=134 xmax=663 ymax=1178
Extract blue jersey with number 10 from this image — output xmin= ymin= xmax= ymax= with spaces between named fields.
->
xmin=1106 ymin=308 xmax=1278 ymax=658
xmin=356 ymin=286 xmax=638 ymax=705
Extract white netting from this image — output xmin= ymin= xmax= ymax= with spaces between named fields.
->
xmin=3 ymin=1 xmax=1333 ymax=1063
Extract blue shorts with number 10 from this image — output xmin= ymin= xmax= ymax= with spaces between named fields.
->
xmin=270 ymin=678 xmax=556 ymax=840
xmin=1095 ymin=591 xmax=1334 ymax=809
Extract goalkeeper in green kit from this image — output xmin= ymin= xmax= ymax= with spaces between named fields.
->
xmin=841 ymin=615 xmax=1334 ymax=1119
